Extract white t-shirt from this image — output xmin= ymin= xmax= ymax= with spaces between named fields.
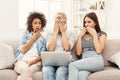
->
xmin=22 ymin=42 xmax=39 ymax=61
xmin=46 ymin=32 xmax=75 ymax=51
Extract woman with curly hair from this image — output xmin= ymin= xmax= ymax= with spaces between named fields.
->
xmin=14 ymin=12 xmax=47 ymax=80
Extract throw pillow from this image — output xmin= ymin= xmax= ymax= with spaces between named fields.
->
xmin=0 ymin=42 xmax=14 ymax=69
xmin=108 ymin=51 xmax=120 ymax=68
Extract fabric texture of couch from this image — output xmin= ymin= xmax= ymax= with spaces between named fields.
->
xmin=0 ymin=38 xmax=120 ymax=80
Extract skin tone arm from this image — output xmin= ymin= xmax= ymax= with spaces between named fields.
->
xmin=47 ymin=23 xmax=59 ymax=51
xmin=87 ymin=27 xmax=107 ymax=54
xmin=75 ymin=28 xmax=86 ymax=56
xmin=60 ymin=23 xmax=71 ymax=51
xmin=21 ymin=30 xmax=40 ymax=54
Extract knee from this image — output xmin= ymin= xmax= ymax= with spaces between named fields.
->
xmin=15 ymin=65 xmax=29 ymax=74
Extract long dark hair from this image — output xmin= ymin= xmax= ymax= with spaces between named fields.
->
xmin=27 ymin=12 xmax=47 ymax=32
xmin=83 ymin=12 xmax=101 ymax=33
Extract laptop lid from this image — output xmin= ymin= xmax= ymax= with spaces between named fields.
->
xmin=41 ymin=51 xmax=71 ymax=66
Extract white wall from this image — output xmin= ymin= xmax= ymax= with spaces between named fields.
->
xmin=0 ymin=0 xmax=120 ymax=40
xmin=0 ymin=0 xmax=19 ymax=40
xmin=105 ymin=0 xmax=120 ymax=39
xmin=62 ymin=0 xmax=72 ymax=31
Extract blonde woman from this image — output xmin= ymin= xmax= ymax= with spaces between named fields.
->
xmin=43 ymin=12 xmax=75 ymax=80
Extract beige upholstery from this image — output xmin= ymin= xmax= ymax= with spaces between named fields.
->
xmin=88 ymin=67 xmax=120 ymax=80
xmin=102 ymin=39 xmax=120 ymax=66
xmin=0 ymin=38 xmax=120 ymax=80
xmin=0 ymin=69 xmax=18 ymax=80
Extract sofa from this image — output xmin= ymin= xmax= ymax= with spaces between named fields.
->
xmin=0 ymin=38 xmax=120 ymax=80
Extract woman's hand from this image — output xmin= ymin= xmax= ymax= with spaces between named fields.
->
xmin=25 ymin=60 xmax=36 ymax=66
xmin=27 ymin=61 xmax=34 ymax=66
xmin=32 ymin=30 xmax=41 ymax=40
xmin=86 ymin=27 xmax=97 ymax=37
xmin=54 ymin=22 xmax=59 ymax=35
xmin=60 ymin=23 xmax=67 ymax=35
xmin=78 ymin=28 xmax=86 ymax=37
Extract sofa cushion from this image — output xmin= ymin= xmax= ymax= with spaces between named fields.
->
xmin=0 ymin=69 xmax=18 ymax=80
xmin=102 ymin=39 xmax=120 ymax=66
xmin=1 ymin=38 xmax=19 ymax=54
xmin=108 ymin=51 xmax=120 ymax=68
xmin=88 ymin=67 xmax=120 ymax=80
xmin=0 ymin=42 xmax=14 ymax=69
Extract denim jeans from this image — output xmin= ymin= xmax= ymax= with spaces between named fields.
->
xmin=43 ymin=66 xmax=68 ymax=80
xmin=69 ymin=51 xmax=104 ymax=80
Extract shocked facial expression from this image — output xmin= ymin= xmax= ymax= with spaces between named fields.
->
xmin=32 ymin=18 xmax=42 ymax=32
xmin=84 ymin=17 xmax=96 ymax=28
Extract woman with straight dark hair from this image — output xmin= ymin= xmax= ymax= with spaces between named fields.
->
xmin=69 ymin=12 xmax=107 ymax=80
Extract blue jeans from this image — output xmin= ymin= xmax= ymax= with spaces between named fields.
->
xmin=69 ymin=51 xmax=104 ymax=80
xmin=43 ymin=66 xmax=68 ymax=80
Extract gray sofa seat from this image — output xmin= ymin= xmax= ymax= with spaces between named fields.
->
xmin=0 ymin=69 xmax=18 ymax=80
xmin=88 ymin=67 xmax=120 ymax=80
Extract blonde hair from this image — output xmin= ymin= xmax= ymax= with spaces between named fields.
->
xmin=54 ymin=12 xmax=67 ymax=22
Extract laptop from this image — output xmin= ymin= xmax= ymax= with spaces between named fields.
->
xmin=41 ymin=51 xmax=72 ymax=66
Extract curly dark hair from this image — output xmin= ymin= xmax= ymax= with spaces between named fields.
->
xmin=26 ymin=12 xmax=47 ymax=32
